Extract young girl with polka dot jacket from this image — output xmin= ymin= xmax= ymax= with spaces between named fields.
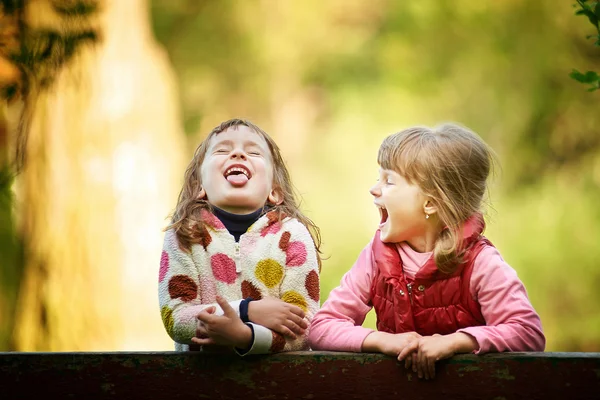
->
xmin=308 ymin=123 xmax=545 ymax=379
xmin=159 ymin=119 xmax=321 ymax=354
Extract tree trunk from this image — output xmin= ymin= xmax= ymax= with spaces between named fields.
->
xmin=12 ymin=0 xmax=184 ymax=351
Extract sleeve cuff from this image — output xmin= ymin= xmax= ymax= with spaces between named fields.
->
xmin=236 ymin=323 xmax=272 ymax=356
xmin=212 ymin=300 xmax=242 ymax=317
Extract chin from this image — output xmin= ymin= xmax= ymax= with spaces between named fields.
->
xmin=379 ymin=230 xmax=401 ymax=244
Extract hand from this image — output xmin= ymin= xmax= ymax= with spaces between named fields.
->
xmin=398 ymin=333 xmax=477 ymax=380
xmin=248 ymin=297 xmax=307 ymax=339
xmin=192 ymin=296 xmax=253 ymax=349
xmin=361 ymin=331 xmax=421 ymax=357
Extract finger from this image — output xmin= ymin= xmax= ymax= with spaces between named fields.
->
xmin=398 ymin=341 xmax=418 ymax=361
xmin=191 ymin=337 xmax=216 ymax=346
xmin=196 ymin=311 xmax=215 ymax=324
xmin=278 ymin=326 xmax=297 ymax=340
xmin=205 ymin=306 xmax=216 ymax=314
xmin=285 ymin=303 xmax=306 ymax=319
xmin=401 ymin=352 xmax=412 ymax=369
xmin=286 ymin=318 xmax=307 ymax=334
xmin=412 ymin=352 xmax=418 ymax=373
xmin=215 ymin=295 xmax=235 ymax=317
xmin=423 ymin=355 xmax=430 ymax=380
xmin=417 ymin=349 xmax=423 ymax=379
xmin=288 ymin=313 xmax=308 ymax=330
xmin=428 ymin=357 xmax=436 ymax=379
xmin=196 ymin=324 xmax=209 ymax=338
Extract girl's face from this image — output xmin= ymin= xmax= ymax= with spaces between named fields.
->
xmin=199 ymin=126 xmax=281 ymax=214
xmin=370 ymin=168 xmax=429 ymax=248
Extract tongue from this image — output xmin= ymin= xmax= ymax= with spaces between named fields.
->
xmin=226 ymin=174 xmax=249 ymax=186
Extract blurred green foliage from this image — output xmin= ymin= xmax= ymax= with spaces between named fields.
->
xmin=145 ymin=0 xmax=599 ymax=351
xmin=571 ymin=0 xmax=600 ymax=91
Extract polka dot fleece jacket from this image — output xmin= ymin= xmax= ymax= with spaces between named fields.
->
xmin=159 ymin=209 xmax=320 ymax=354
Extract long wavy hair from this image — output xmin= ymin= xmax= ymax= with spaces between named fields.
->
xmin=378 ymin=123 xmax=496 ymax=273
xmin=167 ymin=118 xmax=322 ymax=266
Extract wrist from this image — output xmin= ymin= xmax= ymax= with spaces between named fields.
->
xmin=451 ymin=332 xmax=478 ymax=354
xmin=247 ymin=299 xmax=258 ymax=322
xmin=235 ymin=322 xmax=253 ymax=349
xmin=361 ymin=331 xmax=384 ymax=353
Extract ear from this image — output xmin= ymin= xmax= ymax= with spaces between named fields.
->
xmin=268 ymin=188 xmax=284 ymax=205
xmin=423 ymin=199 xmax=437 ymax=218
xmin=197 ymin=186 xmax=206 ymax=200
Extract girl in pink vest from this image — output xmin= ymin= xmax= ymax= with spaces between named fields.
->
xmin=308 ymin=123 xmax=545 ymax=379
xmin=159 ymin=119 xmax=321 ymax=355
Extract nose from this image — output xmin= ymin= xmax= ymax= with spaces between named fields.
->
xmin=369 ymin=183 xmax=381 ymax=197
xmin=230 ymin=147 xmax=247 ymax=160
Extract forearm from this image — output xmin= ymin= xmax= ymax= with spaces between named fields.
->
xmin=447 ymin=332 xmax=479 ymax=354
xmin=361 ymin=331 xmax=387 ymax=353
xmin=458 ymin=322 xmax=545 ymax=353
xmin=309 ymin=301 xmax=374 ymax=352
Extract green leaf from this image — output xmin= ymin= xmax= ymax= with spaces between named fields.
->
xmin=570 ymin=69 xmax=600 ymax=83
xmin=586 ymin=10 xmax=599 ymax=26
xmin=595 ymin=2 xmax=600 ymax=19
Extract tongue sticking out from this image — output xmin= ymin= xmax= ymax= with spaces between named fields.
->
xmin=226 ymin=174 xmax=249 ymax=186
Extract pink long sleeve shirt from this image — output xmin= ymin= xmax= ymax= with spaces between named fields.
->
xmin=309 ymin=239 xmax=545 ymax=354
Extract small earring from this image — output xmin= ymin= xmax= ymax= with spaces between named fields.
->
xmin=425 ymin=214 xmax=430 ymax=220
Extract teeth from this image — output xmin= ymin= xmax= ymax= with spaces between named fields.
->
xmin=225 ymin=167 xmax=249 ymax=177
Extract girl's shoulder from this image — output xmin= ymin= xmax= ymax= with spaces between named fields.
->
xmin=471 ymin=238 xmax=521 ymax=282
xmin=249 ymin=211 xmax=309 ymax=236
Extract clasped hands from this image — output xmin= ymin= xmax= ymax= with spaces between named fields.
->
xmin=366 ymin=331 xmax=477 ymax=380
xmin=192 ymin=296 xmax=308 ymax=349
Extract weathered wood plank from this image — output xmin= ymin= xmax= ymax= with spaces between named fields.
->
xmin=1 ymin=351 xmax=598 ymax=399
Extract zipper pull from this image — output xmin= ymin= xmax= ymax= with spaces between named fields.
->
xmin=234 ymin=243 xmax=241 ymax=273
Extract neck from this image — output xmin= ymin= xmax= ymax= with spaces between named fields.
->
xmin=406 ymin=222 xmax=443 ymax=253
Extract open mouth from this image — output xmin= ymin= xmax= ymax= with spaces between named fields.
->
xmin=377 ymin=205 xmax=388 ymax=227
xmin=224 ymin=164 xmax=252 ymax=186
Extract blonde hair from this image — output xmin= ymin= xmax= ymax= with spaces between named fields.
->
xmin=378 ymin=123 xmax=495 ymax=273
xmin=168 ymin=118 xmax=322 ymax=266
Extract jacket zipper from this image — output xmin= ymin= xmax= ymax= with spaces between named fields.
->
xmin=234 ymin=242 xmax=241 ymax=273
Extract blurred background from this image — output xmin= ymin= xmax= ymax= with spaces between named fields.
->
xmin=0 ymin=0 xmax=599 ymax=352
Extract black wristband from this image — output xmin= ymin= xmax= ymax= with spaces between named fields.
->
xmin=235 ymin=323 xmax=255 ymax=355
xmin=239 ymin=297 xmax=254 ymax=323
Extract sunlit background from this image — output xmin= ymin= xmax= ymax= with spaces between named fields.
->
xmin=1 ymin=0 xmax=599 ymax=352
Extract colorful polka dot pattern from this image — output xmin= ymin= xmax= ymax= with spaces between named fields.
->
xmin=159 ymin=251 xmax=169 ymax=282
xmin=305 ymin=270 xmax=320 ymax=302
xmin=211 ymin=253 xmax=237 ymax=284
xmin=241 ymin=280 xmax=263 ymax=300
xmin=160 ymin=212 xmax=319 ymax=355
xmin=281 ymin=290 xmax=308 ymax=313
xmin=199 ymin=273 xmax=217 ymax=303
xmin=161 ymin=306 xmax=174 ymax=337
xmin=260 ymin=211 xmax=282 ymax=236
xmin=196 ymin=224 xmax=212 ymax=250
xmin=201 ymin=209 xmax=226 ymax=230
xmin=168 ymin=274 xmax=198 ymax=302
xmin=255 ymin=259 xmax=284 ymax=288
xmin=279 ymin=231 xmax=307 ymax=266
xmin=270 ymin=332 xmax=286 ymax=353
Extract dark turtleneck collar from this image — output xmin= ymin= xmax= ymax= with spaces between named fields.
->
xmin=212 ymin=206 xmax=267 ymax=242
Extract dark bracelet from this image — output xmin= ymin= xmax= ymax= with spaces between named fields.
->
xmin=235 ymin=323 xmax=255 ymax=355
xmin=239 ymin=297 xmax=254 ymax=323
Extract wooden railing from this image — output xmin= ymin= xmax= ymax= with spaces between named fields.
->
xmin=1 ymin=351 xmax=599 ymax=399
